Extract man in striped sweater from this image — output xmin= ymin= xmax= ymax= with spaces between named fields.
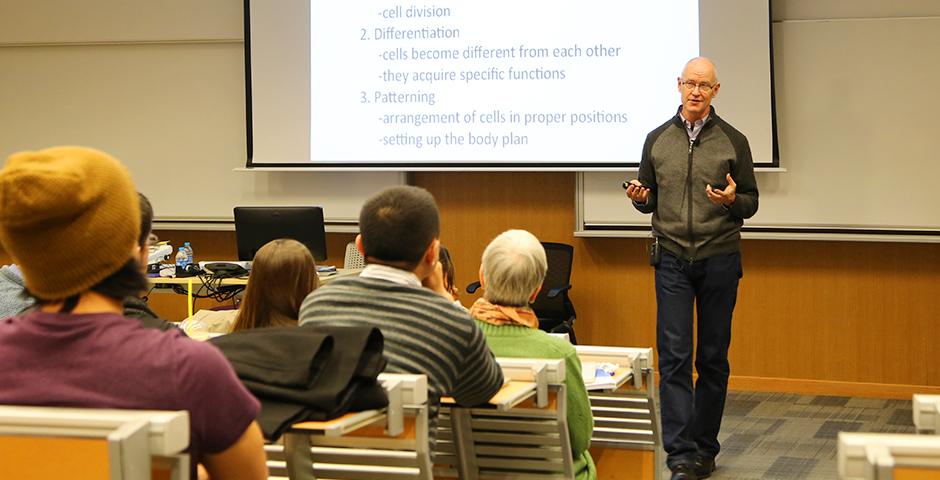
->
xmin=298 ymin=186 xmax=504 ymax=441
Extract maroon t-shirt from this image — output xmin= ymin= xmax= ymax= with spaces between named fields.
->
xmin=0 ymin=310 xmax=260 ymax=469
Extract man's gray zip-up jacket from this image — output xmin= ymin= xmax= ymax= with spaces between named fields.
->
xmin=634 ymin=106 xmax=759 ymax=261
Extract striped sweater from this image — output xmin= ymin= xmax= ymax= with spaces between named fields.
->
xmin=297 ymin=275 xmax=504 ymax=437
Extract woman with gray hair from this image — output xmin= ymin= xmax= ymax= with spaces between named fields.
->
xmin=470 ymin=229 xmax=596 ymax=480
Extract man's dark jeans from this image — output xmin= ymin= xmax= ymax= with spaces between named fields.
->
xmin=655 ymin=250 xmax=741 ymax=468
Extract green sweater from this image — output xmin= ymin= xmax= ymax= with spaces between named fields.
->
xmin=475 ymin=321 xmax=597 ymax=480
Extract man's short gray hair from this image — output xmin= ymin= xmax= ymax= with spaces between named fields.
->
xmin=481 ymin=229 xmax=547 ymax=307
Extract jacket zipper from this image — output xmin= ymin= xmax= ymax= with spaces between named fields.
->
xmin=686 ymin=138 xmax=696 ymax=263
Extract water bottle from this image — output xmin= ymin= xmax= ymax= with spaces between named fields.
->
xmin=183 ymin=241 xmax=194 ymax=265
xmin=175 ymin=247 xmax=189 ymax=276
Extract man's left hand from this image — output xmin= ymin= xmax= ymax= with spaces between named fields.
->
xmin=705 ymin=173 xmax=737 ymax=207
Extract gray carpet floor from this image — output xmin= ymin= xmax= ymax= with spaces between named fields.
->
xmin=657 ymin=391 xmax=916 ymax=479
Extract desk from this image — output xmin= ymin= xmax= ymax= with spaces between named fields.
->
xmin=441 ymin=380 xmax=546 ymax=412
xmin=0 ymin=406 xmax=190 ymax=480
xmin=148 ymin=267 xmax=358 ymax=287
xmin=473 ymin=347 xmax=659 ymax=480
xmin=443 ymin=370 xmax=634 ymax=413
xmin=914 ymin=394 xmax=940 ymax=434
xmin=577 ymin=347 xmax=661 ymax=480
xmin=275 ymin=373 xmax=432 ymax=480
xmin=839 ymin=432 xmax=940 ymax=480
xmin=148 ymin=268 xmax=361 ymax=317
xmin=290 ymin=410 xmax=387 ymax=437
xmin=148 ymin=276 xmax=247 ymax=287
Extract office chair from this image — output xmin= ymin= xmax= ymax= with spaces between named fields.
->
xmin=343 ymin=242 xmax=366 ymax=270
xmin=532 ymin=242 xmax=577 ymax=343
xmin=468 ymin=241 xmax=578 ymax=343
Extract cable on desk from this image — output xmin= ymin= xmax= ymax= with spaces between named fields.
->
xmin=168 ymin=272 xmax=245 ymax=304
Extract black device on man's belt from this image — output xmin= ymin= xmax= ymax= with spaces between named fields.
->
xmin=649 ymin=237 xmax=661 ymax=267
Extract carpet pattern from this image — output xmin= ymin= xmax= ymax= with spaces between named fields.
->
xmin=657 ymin=391 xmax=916 ymax=479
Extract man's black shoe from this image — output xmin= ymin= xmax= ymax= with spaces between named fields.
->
xmin=670 ymin=463 xmax=698 ymax=480
xmin=694 ymin=455 xmax=716 ymax=479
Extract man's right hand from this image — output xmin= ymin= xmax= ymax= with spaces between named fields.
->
xmin=422 ymin=260 xmax=456 ymax=301
xmin=625 ymin=180 xmax=651 ymax=204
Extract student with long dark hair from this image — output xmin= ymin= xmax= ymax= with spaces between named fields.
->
xmin=231 ymin=238 xmax=319 ymax=332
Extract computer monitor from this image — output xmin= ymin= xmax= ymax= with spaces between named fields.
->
xmin=234 ymin=206 xmax=327 ymax=262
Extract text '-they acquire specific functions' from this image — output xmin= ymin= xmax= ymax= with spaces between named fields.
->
xmin=379 ymin=67 xmax=565 ymax=85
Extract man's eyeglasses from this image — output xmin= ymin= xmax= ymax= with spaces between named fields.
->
xmin=681 ymin=80 xmax=716 ymax=93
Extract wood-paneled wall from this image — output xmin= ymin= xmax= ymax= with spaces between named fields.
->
xmin=4 ymin=172 xmax=936 ymax=398
xmin=411 ymin=172 xmax=940 ymax=398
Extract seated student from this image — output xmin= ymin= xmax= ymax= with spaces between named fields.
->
xmin=437 ymin=245 xmax=460 ymax=301
xmin=122 ymin=192 xmax=183 ymax=333
xmin=422 ymin=244 xmax=467 ymax=312
xmin=231 ymin=238 xmax=319 ymax=332
xmin=0 ymin=146 xmax=268 ymax=479
xmin=471 ymin=229 xmax=596 ymax=480
xmin=0 ymin=192 xmax=180 ymax=333
xmin=298 ymin=186 xmax=504 ymax=438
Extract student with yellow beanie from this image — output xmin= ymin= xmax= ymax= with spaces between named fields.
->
xmin=0 ymin=146 xmax=268 ymax=479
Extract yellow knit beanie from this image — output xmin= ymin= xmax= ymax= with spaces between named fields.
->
xmin=0 ymin=146 xmax=140 ymax=300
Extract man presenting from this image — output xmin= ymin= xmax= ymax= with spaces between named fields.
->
xmin=625 ymin=57 xmax=759 ymax=480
